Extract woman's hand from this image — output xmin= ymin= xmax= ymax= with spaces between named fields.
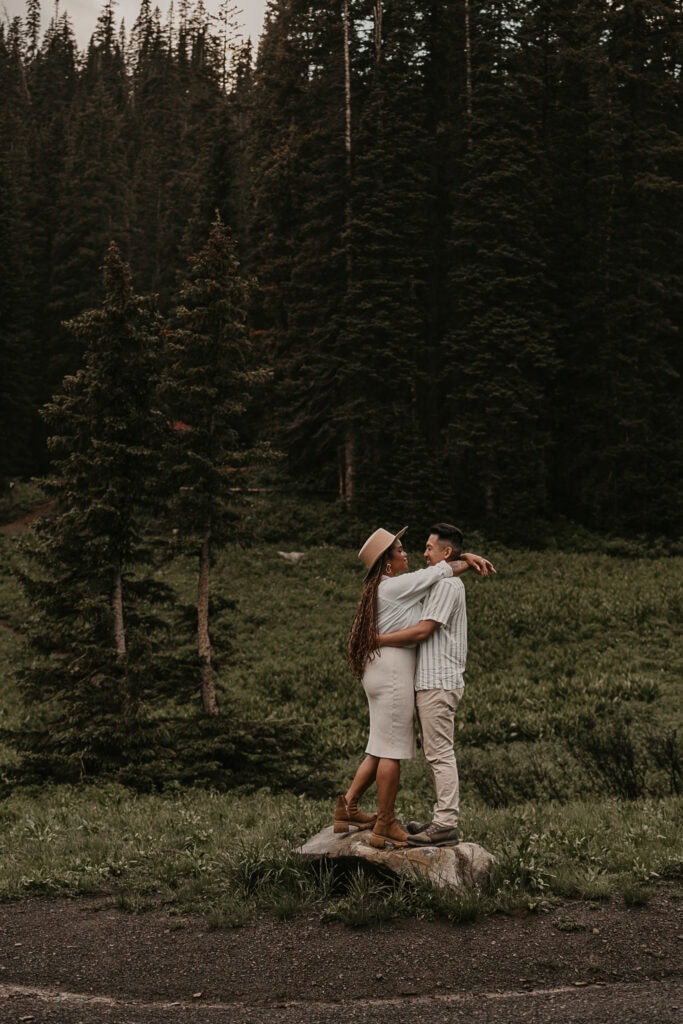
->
xmin=462 ymin=552 xmax=496 ymax=576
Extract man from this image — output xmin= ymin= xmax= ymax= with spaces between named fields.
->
xmin=378 ymin=523 xmax=494 ymax=846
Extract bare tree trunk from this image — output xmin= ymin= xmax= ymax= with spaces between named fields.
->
xmin=198 ymin=528 xmax=219 ymax=715
xmin=373 ymin=1 xmax=383 ymax=64
xmin=112 ymin=567 xmax=134 ymax=721
xmin=341 ymin=0 xmax=355 ymax=512
xmin=343 ymin=430 xmax=355 ymax=510
xmin=464 ymin=0 xmax=473 ymax=149
xmin=343 ymin=0 xmax=353 ymax=173
xmin=342 ymin=0 xmax=354 ymax=280
xmin=112 ymin=568 xmax=126 ymax=659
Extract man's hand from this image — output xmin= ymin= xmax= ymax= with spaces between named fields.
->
xmin=462 ymin=552 xmax=496 ymax=576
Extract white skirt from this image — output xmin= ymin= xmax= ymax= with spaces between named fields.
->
xmin=362 ymin=646 xmax=417 ymax=760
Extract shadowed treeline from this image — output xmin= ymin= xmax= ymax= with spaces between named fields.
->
xmin=1 ymin=0 xmax=682 ymax=537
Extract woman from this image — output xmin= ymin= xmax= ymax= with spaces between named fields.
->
xmin=334 ymin=526 xmax=486 ymax=849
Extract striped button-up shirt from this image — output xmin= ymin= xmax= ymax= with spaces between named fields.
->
xmin=414 ymin=576 xmax=467 ymax=692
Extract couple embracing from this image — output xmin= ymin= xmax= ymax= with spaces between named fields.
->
xmin=334 ymin=523 xmax=495 ymax=850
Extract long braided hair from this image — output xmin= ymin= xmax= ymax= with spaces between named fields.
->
xmin=347 ymin=542 xmax=394 ymax=679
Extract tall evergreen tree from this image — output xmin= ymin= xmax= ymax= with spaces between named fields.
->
xmin=245 ymin=0 xmax=310 ymax=375
xmin=24 ymin=0 xmax=41 ymax=61
xmin=129 ymin=3 xmax=224 ymax=303
xmin=25 ymin=10 xmax=80 ymax=434
xmin=550 ymin=0 xmax=683 ymax=532
xmin=1 ymin=0 xmax=680 ymax=536
xmin=420 ymin=0 xmax=473 ymax=454
xmin=0 ymin=20 xmax=36 ymax=482
xmin=15 ymin=244 xmax=168 ymax=781
xmin=48 ymin=6 xmax=131 ymax=365
xmin=204 ymin=39 xmax=253 ymax=248
xmin=159 ymin=216 xmax=272 ymax=714
xmin=335 ymin=0 xmax=436 ymax=519
xmin=278 ymin=0 xmax=353 ymax=499
xmin=445 ymin=0 xmax=559 ymax=527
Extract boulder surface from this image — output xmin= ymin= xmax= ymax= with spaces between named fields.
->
xmin=297 ymin=826 xmax=495 ymax=891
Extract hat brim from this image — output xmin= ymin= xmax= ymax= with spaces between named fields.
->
xmin=358 ymin=525 xmax=408 ymax=572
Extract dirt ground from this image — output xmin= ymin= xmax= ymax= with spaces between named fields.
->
xmin=0 ymin=887 xmax=681 ymax=1024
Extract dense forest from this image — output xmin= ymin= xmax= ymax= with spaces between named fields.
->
xmin=1 ymin=0 xmax=682 ymax=537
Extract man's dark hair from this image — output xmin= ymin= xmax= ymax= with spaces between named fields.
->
xmin=429 ymin=522 xmax=464 ymax=558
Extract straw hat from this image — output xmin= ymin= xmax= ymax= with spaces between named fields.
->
xmin=358 ymin=526 xmax=408 ymax=570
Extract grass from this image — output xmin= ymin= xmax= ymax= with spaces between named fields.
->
xmin=0 ymin=784 xmax=678 ymax=924
xmin=0 ymin=486 xmax=681 ymax=923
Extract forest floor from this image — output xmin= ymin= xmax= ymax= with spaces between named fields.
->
xmin=0 ymin=887 xmax=681 ymax=1024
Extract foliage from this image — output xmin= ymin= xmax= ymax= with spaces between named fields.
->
xmin=160 ymin=214 xmax=273 ymax=543
xmin=10 ymin=245 xmax=173 ymax=778
xmin=159 ymin=214 xmax=274 ymax=713
xmin=0 ymin=1 xmax=681 ymax=536
xmin=1 ymin=531 xmax=682 ymax=919
xmin=0 ymin=0 xmax=681 ymax=921
xmin=4 ymin=534 xmax=682 ymax=797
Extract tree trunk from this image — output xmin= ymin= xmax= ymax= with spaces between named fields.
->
xmin=342 ymin=0 xmax=353 ymax=279
xmin=341 ymin=0 xmax=355 ymax=512
xmin=112 ymin=566 xmax=135 ymax=720
xmin=343 ymin=0 xmax=353 ymax=164
xmin=198 ymin=528 xmax=219 ymax=715
xmin=343 ymin=429 xmax=355 ymax=511
xmin=112 ymin=568 xmax=126 ymax=659
xmin=373 ymin=1 xmax=383 ymax=64
xmin=464 ymin=0 xmax=473 ymax=148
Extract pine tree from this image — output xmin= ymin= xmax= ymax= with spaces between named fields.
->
xmin=48 ymin=3 xmax=131 ymax=361
xmin=0 ymin=20 xmax=37 ymax=483
xmin=335 ymin=0 xmax=436 ymax=520
xmin=129 ymin=3 xmax=224 ymax=304
xmin=445 ymin=0 xmax=559 ymax=528
xmin=2 ymin=0 xmax=681 ymax=538
xmin=25 ymin=11 xmax=80 ymax=431
xmin=550 ymin=0 xmax=683 ymax=533
xmin=244 ymin=0 xmax=310 ymax=371
xmin=159 ymin=216 xmax=272 ymax=715
xmin=279 ymin=0 xmax=353 ymax=499
xmin=14 ymin=244 xmax=169 ymax=781
xmin=420 ymin=0 xmax=473 ymax=453
xmin=247 ymin=1 xmax=370 ymax=504
xmin=204 ymin=39 xmax=253 ymax=248
xmin=25 ymin=0 xmax=41 ymax=62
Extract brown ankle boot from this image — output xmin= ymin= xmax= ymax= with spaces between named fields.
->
xmin=333 ymin=794 xmax=377 ymax=833
xmin=369 ymin=814 xmax=409 ymax=849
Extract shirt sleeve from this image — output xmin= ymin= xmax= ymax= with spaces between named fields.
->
xmin=379 ymin=561 xmax=453 ymax=602
xmin=420 ymin=578 xmax=463 ymax=625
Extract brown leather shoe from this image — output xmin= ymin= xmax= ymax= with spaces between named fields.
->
xmin=333 ymin=794 xmax=377 ymax=833
xmin=369 ymin=814 xmax=409 ymax=849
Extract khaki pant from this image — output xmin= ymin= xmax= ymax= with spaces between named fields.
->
xmin=416 ymin=688 xmax=462 ymax=829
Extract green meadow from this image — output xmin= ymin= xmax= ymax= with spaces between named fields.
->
xmin=0 ymin=518 xmax=681 ymax=925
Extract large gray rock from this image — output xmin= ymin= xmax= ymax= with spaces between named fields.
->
xmin=297 ymin=826 xmax=495 ymax=892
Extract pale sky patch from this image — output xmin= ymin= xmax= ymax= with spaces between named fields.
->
xmin=1 ymin=0 xmax=268 ymax=50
